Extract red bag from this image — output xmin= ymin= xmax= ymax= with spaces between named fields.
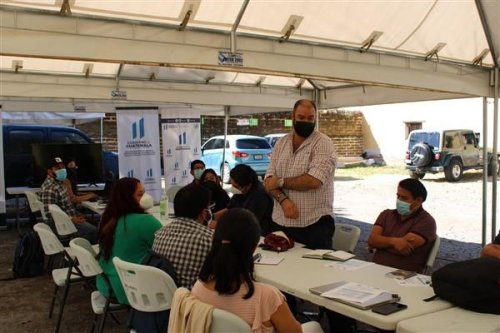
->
xmin=262 ymin=231 xmax=294 ymax=252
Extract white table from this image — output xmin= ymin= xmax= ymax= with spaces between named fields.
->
xmin=254 ymin=246 xmax=453 ymax=331
xmin=396 ymin=307 xmax=500 ymax=333
xmin=80 ymin=202 xmax=173 ymax=225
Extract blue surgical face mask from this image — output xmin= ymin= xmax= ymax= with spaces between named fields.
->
xmin=193 ymin=168 xmax=205 ymax=180
xmin=396 ymin=199 xmax=412 ymax=216
xmin=55 ymin=168 xmax=67 ymax=181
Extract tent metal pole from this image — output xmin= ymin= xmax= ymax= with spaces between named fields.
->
xmin=221 ymin=106 xmax=230 ymax=183
xmin=100 ymin=116 xmax=104 ymax=143
xmin=493 ymin=67 xmax=499 ymax=242
xmin=0 ymin=110 xmax=7 ymax=231
xmin=482 ymin=97 xmax=488 ymax=246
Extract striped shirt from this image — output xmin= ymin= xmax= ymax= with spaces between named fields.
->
xmin=265 ymin=131 xmax=336 ymax=228
xmin=40 ymin=175 xmax=77 ymax=217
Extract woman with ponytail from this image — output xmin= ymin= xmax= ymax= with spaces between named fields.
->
xmin=97 ymin=177 xmax=162 ymax=304
xmin=192 ymin=208 xmax=302 ymax=333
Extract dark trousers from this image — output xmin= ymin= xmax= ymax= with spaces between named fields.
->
xmin=270 ymin=215 xmax=335 ymax=249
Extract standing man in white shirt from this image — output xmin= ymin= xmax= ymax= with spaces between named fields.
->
xmin=264 ymin=99 xmax=337 ymax=249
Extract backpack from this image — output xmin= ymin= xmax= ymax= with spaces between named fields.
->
xmin=431 ymin=257 xmax=500 ymax=314
xmin=12 ymin=230 xmax=45 ymax=278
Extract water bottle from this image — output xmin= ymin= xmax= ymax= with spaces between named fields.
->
xmin=160 ymin=190 xmax=168 ymax=220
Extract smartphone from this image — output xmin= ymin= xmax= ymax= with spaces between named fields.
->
xmin=371 ymin=302 xmax=407 ymax=315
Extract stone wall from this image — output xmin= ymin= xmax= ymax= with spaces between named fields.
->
xmin=78 ymin=110 xmax=364 ymax=157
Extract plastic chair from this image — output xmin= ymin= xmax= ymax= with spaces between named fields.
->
xmin=33 ymin=223 xmax=85 ymax=333
xmin=48 ymin=204 xmax=78 ymax=239
xmin=332 ymin=223 xmax=361 ymax=253
xmin=69 ymin=238 xmax=128 ymax=333
xmin=113 ymin=257 xmax=177 ymax=312
xmin=25 ymin=191 xmax=48 ymax=222
xmin=166 ymin=185 xmax=183 ymax=203
xmin=210 ymin=309 xmax=252 ymax=333
xmin=423 ymin=235 xmax=440 ymax=275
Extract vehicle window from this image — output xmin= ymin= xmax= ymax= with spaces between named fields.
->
xmin=212 ymin=139 xmax=225 ymax=149
xmin=51 ymin=130 xmax=90 ymax=144
xmin=408 ymin=132 xmax=440 ymax=150
xmin=202 ymin=139 xmax=216 ymax=150
xmin=6 ymin=130 xmax=44 ymax=154
xmin=463 ymin=133 xmax=476 ymax=145
xmin=236 ymin=138 xmax=271 ymax=149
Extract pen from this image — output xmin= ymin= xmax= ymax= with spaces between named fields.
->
xmin=253 ymin=253 xmax=262 ymax=263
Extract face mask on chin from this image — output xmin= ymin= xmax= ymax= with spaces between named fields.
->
xmin=203 ymin=208 xmax=213 ymax=226
xmin=55 ymin=168 xmax=67 ymax=181
xmin=293 ymin=121 xmax=315 ymax=138
xmin=139 ymin=193 xmax=154 ymax=210
xmin=396 ymin=199 xmax=412 ymax=216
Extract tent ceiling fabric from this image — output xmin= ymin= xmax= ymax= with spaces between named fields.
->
xmin=0 ymin=0 xmax=498 ymax=112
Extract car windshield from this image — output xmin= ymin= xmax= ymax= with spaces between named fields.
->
xmin=235 ymin=138 xmax=271 ymax=149
xmin=408 ymin=132 xmax=440 ymax=150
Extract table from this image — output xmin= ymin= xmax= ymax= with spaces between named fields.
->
xmin=396 ymin=307 xmax=500 ymax=332
xmin=254 ymin=246 xmax=453 ymax=331
xmin=80 ymin=201 xmax=173 ymax=225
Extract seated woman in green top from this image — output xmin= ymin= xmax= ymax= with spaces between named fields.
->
xmin=97 ymin=177 xmax=162 ymax=304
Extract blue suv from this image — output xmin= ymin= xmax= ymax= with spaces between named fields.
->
xmin=201 ymin=135 xmax=272 ymax=183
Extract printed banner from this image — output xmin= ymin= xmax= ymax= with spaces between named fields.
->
xmin=160 ymin=109 xmax=201 ymax=190
xmin=116 ymin=108 xmax=162 ymax=202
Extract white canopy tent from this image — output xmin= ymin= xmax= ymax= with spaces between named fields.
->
xmin=0 ymin=0 xmax=499 ymax=242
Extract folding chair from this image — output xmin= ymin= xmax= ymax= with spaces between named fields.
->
xmin=166 ymin=185 xmax=183 ymax=203
xmin=423 ymin=235 xmax=441 ymax=275
xmin=25 ymin=191 xmax=48 ymax=223
xmin=48 ymin=204 xmax=78 ymax=243
xmin=69 ymin=238 xmax=128 ymax=333
xmin=210 ymin=308 xmax=252 ymax=333
xmin=332 ymin=223 xmax=361 ymax=253
xmin=33 ymin=223 xmax=86 ymax=333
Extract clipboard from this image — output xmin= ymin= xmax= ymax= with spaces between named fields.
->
xmin=309 ymin=281 xmax=400 ymax=310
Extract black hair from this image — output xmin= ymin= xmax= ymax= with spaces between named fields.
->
xmin=190 ymin=159 xmax=206 ymax=171
xmin=201 ymin=168 xmax=219 ymax=184
xmin=293 ymin=99 xmax=317 ymax=112
xmin=229 ymin=164 xmax=258 ymax=187
xmin=174 ymin=184 xmax=210 ymax=219
xmin=399 ymin=178 xmax=427 ymax=202
xmin=198 ymin=208 xmax=261 ymax=299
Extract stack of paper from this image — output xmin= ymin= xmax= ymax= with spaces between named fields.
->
xmin=302 ymin=249 xmax=355 ymax=261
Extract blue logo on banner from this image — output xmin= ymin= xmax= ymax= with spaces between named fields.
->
xmin=171 ymin=177 xmax=177 ymax=185
xmin=182 ymin=170 xmax=188 ymax=178
xmin=132 ymin=118 xmax=145 ymax=139
xmin=127 ymin=169 xmax=134 ymax=177
xmin=174 ymin=162 xmax=179 ymax=170
xmin=178 ymin=132 xmax=187 ymax=145
xmin=167 ymin=148 xmax=172 ymax=155
xmin=146 ymin=168 xmax=153 ymax=178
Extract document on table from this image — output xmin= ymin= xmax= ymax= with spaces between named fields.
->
xmin=395 ymin=274 xmax=432 ymax=287
xmin=254 ymin=254 xmax=284 ymax=265
xmin=320 ymin=282 xmax=386 ymax=306
xmin=325 ymin=258 xmax=374 ymax=271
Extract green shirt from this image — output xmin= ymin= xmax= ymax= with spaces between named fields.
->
xmin=97 ymin=213 xmax=162 ymax=304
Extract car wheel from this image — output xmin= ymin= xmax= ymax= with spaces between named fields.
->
xmin=410 ymin=143 xmax=433 ymax=167
xmin=408 ymin=171 xmax=425 ymax=179
xmin=221 ymin=163 xmax=231 ymax=184
xmin=444 ymin=159 xmax=463 ymax=182
xmin=487 ymin=157 xmax=500 ymax=176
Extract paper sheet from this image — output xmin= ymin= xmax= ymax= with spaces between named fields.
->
xmin=325 ymin=259 xmax=373 ymax=271
xmin=320 ymin=282 xmax=384 ymax=304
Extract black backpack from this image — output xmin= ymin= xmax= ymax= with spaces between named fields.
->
xmin=431 ymin=257 xmax=500 ymax=314
xmin=12 ymin=230 xmax=45 ymax=278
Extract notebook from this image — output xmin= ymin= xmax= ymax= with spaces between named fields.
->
xmin=302 ymin=249 xmax=355 ymax=262
xmin=309 ymin=281 xmax=400 ymax=310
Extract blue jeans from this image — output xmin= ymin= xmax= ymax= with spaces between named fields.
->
xmin=75 ymin=221 xmax=98 ymax=244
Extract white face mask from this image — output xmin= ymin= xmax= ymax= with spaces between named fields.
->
xmin=139 ymin=193 xmax=154 ymax=210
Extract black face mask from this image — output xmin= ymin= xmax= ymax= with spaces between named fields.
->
xmin=293 ymin=121 xmax=315 ymax=138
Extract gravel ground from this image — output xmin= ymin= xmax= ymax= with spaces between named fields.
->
xmin=334 ymin=170 xmax=499 ymax=244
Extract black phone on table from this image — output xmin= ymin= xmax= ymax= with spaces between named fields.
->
xmin=371 ymin=302 xmax=407 ymax=315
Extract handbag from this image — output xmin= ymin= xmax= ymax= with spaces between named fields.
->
xmin=261 ymin=231 xmax=294 ymax=252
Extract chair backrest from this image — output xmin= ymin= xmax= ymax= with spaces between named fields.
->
xmin=33 ymin=222 xmax=65 ymax=256
xmin=113 ymin=257 xmax=177 ymax=312
xmin=49 ymin=204 xmax=78 ymax=236
xmin=210 ymin=309 xmax=252 ymax=333
xmin=25 ymin=191 xmax=47 ymax=221
xmin=166 ymin=185 xmax=183 ymax=202
xmin=69 ymin=237 xmax=102 ymax=277
xmin=332 ymin=223 xmax=361 ymax=253
xmin=424 ymin=235 xmax=440 ymax=274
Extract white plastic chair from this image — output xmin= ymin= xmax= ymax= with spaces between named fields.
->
xmin=70 ymin=238 xmax=128 ymax=333
xmin=166 ymin=185 xmax=183 ymax=203
xmin=210 ymin=309 xmax=252 ymax=333
xmin=33 ymin=223 xmax=85 ymax=333
xmin=48 ymin=204 xmax=78 ymax=238
xmin=332 ymin=223 xmax=361 ymax=253
xmin=112 ymin=257 xmax=177 ymax=312
xmin=423 ymin=235 xmax=441 ymax=274
xmin=25 ymin=191 xmax=48 ymax=222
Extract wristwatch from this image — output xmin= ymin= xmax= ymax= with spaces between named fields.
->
xmin=278 ymin=178 xmax=285 ymax=188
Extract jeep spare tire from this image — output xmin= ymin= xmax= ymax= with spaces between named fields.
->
xmin=410 ymin=143 xmax=432 ymax=167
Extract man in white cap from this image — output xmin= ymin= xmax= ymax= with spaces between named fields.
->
xmin=40 ymin=156 xmax=98 ymax=243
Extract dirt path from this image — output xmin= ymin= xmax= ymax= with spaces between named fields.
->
xmin=334 ymin=170 xmax=498 ymax=243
